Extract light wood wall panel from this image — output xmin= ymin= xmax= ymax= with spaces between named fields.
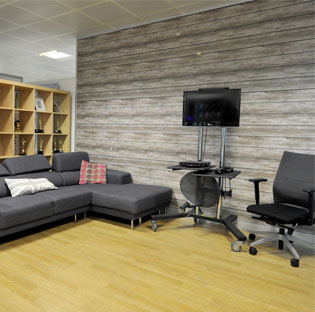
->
xmin=77 ymin=0 xmax=315 ymax=232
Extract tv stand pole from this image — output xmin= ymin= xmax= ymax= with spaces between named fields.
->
xmin=197 ymin=127 xmax=205 ymax=161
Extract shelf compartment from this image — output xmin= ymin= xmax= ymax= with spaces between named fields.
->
xmin=0 ymin=82 xmax=14 ymax=108
xmin=36 ymin=90 xmax=53 ymax=113
xmin=0 ymin=109 xmax=14 ymax=132
xmin=35 ymin=112 xmax=52 ymax=134
xmin=53 ymin=114 xmax=69 ymax=134
xmin=35 ymin=134 xmax=52 ymax=155
xmin=53 ymin=93 xmax=70 ymax=114
xmin=15 ymin=86 xmax=35 ymax=110
xmin=53 ymin=134 xmax=69 ymax=153
xmin=15 ymin=110 xmax=34 ymax=134
xmin=0 ymin=134 xmax=14 ymax=157
xmin=14 ymin=134 xmax=34 ymax=156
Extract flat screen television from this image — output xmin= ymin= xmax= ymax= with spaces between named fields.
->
xmin=182 ymin=88 xmax=241 ymax=127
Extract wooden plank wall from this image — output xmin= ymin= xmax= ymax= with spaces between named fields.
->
xmin=76 ymin=0 xmax=315 ymax=229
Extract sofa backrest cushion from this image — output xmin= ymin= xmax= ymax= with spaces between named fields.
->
xmin=52 ymin=152 xmax=89 ymax=172
xmin=57 ymin=171 xmax=80 ymax=186
xmin=0 ymin=164 xmax=10 ymax=177
xmin=13 ymin=172 xmax=64 ymax=187
xmin=2 ymin=155 xmax=51 ymax=175
xmin=0 ymin=177 xmax=10 ymax=198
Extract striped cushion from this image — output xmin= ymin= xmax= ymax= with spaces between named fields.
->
xmin=5 ymin=178 xmax=58 ymax=198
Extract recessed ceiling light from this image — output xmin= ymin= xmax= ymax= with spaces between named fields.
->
xmin=40 ymin=50 xmax=71 ymax=59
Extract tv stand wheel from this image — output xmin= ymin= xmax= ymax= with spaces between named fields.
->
xmin=249 ymin=247 xmax=257 ymax=255
xmin=291 ymin=258 xmax=299 ymax=268
xmin=231 ymin=241 xmax=242 ymax=252
xmin=152 ymin=220 xmax=157 ymax=232
xmin=249 ymin=233 xmax=256 ymax=240
xmin=179 ymin=207 xmax=185 ymax=213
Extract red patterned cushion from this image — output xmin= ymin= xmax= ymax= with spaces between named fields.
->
xmin=79 ymin=160 xmax=107 ymax=184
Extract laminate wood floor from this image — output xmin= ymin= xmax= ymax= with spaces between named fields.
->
xmin=0 ymin=217 xmax=314 ymax=312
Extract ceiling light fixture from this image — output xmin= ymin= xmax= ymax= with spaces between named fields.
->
xmin=40 ymin=50 xmax=71 ymax=59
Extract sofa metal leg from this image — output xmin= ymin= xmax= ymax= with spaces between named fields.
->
xmin=139 ymin=217 xmax=142 ymax=226
xmin=131 ymin=220 xmax=134 ymax=230
xmin=83 ymin=211 xmax=87 ymax=219
xmin=74 ymin=214 xmax=78 ymax=223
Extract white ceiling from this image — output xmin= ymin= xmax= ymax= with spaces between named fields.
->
xmin=0 ymin=0 xmax=251 ymax=83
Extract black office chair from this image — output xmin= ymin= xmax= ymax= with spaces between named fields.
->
xmin=247 ymin=151 xmax=315 ymax=267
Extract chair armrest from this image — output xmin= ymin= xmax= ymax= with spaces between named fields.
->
xmin=249 ymin=178 xmax=268 ymax=205
xmin=303 ymin=188 xmax=315 ymax=225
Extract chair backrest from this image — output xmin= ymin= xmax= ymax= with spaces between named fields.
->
xmin=273 ymin=151 xmax=315 ymax=209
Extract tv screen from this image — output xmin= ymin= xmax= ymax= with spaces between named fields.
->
xmin=183 ymin=89 xmax=241 ymax=127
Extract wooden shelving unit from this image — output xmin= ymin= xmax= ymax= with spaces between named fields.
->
xmin=0 ymin=79 xmax=71 ymax=163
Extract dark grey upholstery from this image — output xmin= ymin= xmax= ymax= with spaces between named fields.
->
xmin=52 ymin=152 xmax=89 ymax=172
xmin=57 ymin=171 xmax=80 ymax=186
xmin=2 ymin=154 xmax=51 ymax=175
xmin=0 ymin=164 xmax=9 ymax=176
xmin=13 ymin=171 xmax=64 ymax=187
xmin=0 ymin=194 xmax=53 ymax=230
xmin=273 ymin=151 xmax=314 ymax=208
xmin=107 ymin=169 xmax=132 ymax=184
xmin=0 ymin=177 xmax=10 ymax=198
xmin=86 ymin=183 xmax=172 ymax=215
xmin=40 ymin=185 xmax=92 ymax=215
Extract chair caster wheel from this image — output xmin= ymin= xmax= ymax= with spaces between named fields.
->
xmin=179 ymin=208 xmax=185 ymax=213
xmin=249 ymin=233 xmax=256 ymax=240
xmin=291 ymin=258 xmax=299 ymax=267
xmin=249 ymin=247 xmax=257 ymax=255
xmin=152 ymin=221 xmax=157 ymax=232
xmin=231 ymin=241 xmax=242 ymax=252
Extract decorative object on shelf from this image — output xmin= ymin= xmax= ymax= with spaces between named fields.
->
xmin=35 ymin=116 xmax=44 ymax=133
xmin=38 ymin=139 xmax=44 ymax=154
xmin=14 ymin=90 xmax=20 ymax=108
xmin=19 ymin=138 xmax=26 ymax=155
xmin=54 ymin=118 xmax=62 ymax=133
xmin=58 ymin=139 xmax=63 ymax=153
xmin=14 ymin=120 xmax=21 ymax=132
xmin=35 ymin=97 xmax=46 ymax=111
xmin=53 ymin=138 xmax=58 ymax=153
xmin=53 ymin=100 xmax=61 ymax=112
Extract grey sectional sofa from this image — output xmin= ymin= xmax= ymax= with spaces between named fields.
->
xmin=0 ymin=152 xmax=172 ymax=238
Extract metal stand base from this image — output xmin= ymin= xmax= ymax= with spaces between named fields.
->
xmin=151 ymin=207 xmax=247 ymax=250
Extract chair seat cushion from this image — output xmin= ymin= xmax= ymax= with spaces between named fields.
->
xmin=86 ymin=183 xmax=172 ymax=215
xmin=0 ymin=194 xmax=54 ymax=230
xmin=40 ymin=185 xmax=92 ymax=215
xmin=247 ymin=203 xmax=309 ymax=224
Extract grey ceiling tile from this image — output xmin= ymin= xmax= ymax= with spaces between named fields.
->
xmin=37 ymin=37 xmax=74 ymax=51
xmin=5 ymin=27 xmax=48 ymax=41
xmin=178 ymin=1 xmax=227 ymax=13
xmin=79 ymin=2 xmax=133 ymax=24
xmin=13 ymin=0 xmax=71 ymax=18
xmin=60 ymin=0 xmax=102 ymax=9
xmin=17 ymin=42 xmax=49 ymax=55
xmin=51 ymin=11 xmax=102 ymax=31
xmin=0 ymin=33 xmax=28 ymax=46
xmin=55 ymin=33 xmax=77 ymax=45
xmin=0 ymin=4 xmax=43 ymax=25
xmin=117 ymin=0 xmax=173 ymax=17
xmin=144 ymin=8 xmax=181 ymax=21
xmin=108 ymin=16 xmax=142 ymax=30
xmin=170 ymin=0 xmax=199 ymax=5
xmin=76 ymin=24 xmax=111 ymax=37
xmin=0 ymin=47 xmax=33 ymax=58
xmin=27 ymin=20 xmax=72 ymax=37
xmin=0 ymin=18 xmax=17 ymax=32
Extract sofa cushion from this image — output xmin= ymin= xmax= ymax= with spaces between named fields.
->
xmin=57 ymin=171 xmax=80 ymax=186
xmin=5 ymin=178 xmax=58 ymax=198
xmin=52 ymin=152 xmax=89 ymax=172
xmin=0 ymin=164 xmax=10 ymax=177
xmin=0 ymin=194 xmax=54 ymax=230
xmin=79 ymin=160 xmax=107 ymax=184
xmin=13 ymin=171 xmax=64 ymax=187
xmin=87 ymin=183 xmax=172 ymax=215
xmin=107 ymin=169 xmax=132 ymax=185
xmin=40 ymin=185 xmax=92 ymax=215
xmin=0 ymin=177 xmax=10 ymax=198
xmin=2 ymin=155 xmax=51 ymax=175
